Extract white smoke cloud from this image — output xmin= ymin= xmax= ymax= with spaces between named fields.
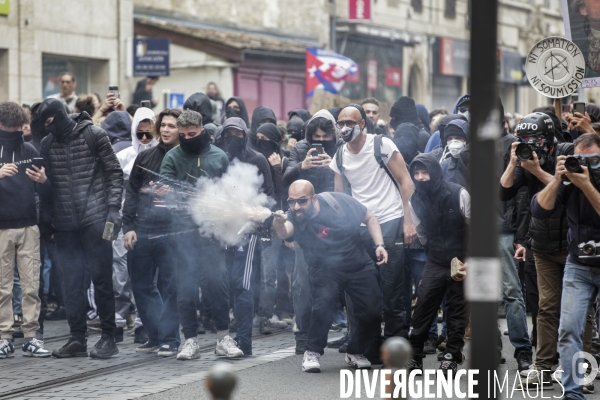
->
xmin=189 ymin=160 xmax=274 ymax=246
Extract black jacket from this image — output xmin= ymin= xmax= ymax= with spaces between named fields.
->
xmin=283 ymin=138 xmax=344 ymax=194
xmin=41 ymin=113 xmax=123 ymax=231
xmin=122 ymin=143 xmax=174 ymax=234
xmin=499 ymin=147 xmax=571 ymax=254
xmin=0 ymin=137 xmax=48 ymax=229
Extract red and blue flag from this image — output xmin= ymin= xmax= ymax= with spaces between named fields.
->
xmin=306 ymin=47 xmax=359 ymax=97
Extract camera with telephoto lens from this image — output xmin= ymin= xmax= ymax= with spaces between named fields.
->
xmin=579 ymin=241 xmax=600 ymax=258
xmin=564 ymin=155 xmax=588 ymax=173
xmin=515 ymin=142 xmax=540 ymax=161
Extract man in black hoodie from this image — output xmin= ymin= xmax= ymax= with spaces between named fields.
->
xmin=249 ymin=106 xmax=277 ymax=148
xmin=215 ymin=116 xmax=274 ymax=354
xmin=184 ymin=93 xmax=214 ymax=125
xmin=407 ymin=153 xmax=470 ymax=377
xmin=123 ymin=108 xmax=182 ymax=358
xmin=0 ymin=102 xmax=51 ymax=358
xmin=38 ymin=98 xmax=123 ymax=359
xmin=224 ymin=97 xmax=250 ymax=127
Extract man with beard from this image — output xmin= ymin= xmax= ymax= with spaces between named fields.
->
xmin=215 ymin=117 xmax=274 ymax=349
xmin=273 ymin=180 xmax=386 ymax=372
xmin=123 ymin=108 xmax=182 ymax=357
xmin=331 ymin=106 xmax=416 ymax=363
xmin=159 ymin=109 xmax=240 ymax=360
xmin=38 ymin=98 xmax=123 ymax=359
xmin=282 ymin=110 xmax=344 ymax=354
xmin=406 ymin=153 xmax=470 ymax=377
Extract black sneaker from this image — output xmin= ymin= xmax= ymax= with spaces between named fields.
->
xmin=260 ymin=318 xmax=272 ymax=335
xmin=52 ymin=338 xmax=88 ymax=358
xmin=89 ymin=334 xmax=119 ymax=359
xmin=517 ymin=352 xmax=533 ymax=374
xmin=114 ymin=327 xmax=124 ymax=343
xmin=136 ymin=341 xmax=160 ymax=353
xmin=134 ymin=327 xmax=148 ymax=344
xmin=407 ymin=358 xmax=423 ymax=374
xmin=157 ymin=344 xmax=178 ymax=357
xmin=439 ymin=353 xmax=459 ymax=377
xmin=584 ymin=381 xmax=595 ymax=394
xmin=424 ymin=338 xmax=437 ymax=354
xmin=327 ymin=332 xmax=348 ymax=349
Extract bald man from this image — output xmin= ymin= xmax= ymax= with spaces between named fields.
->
xmin=273 ymin=180 xmax=386 ymax=373
xmin=331 ymin=106 xmax=415 ymax=359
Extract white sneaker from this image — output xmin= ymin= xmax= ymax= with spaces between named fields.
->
xmin=0 ymin=339 xmax=14 ymax=359
xmin=345 ymin=353 xmax=372 ymax=369
xmin=270 ymin=315 xmax=288 ymax=329
xmin=552 ymin=366 xmax=563 ymax=383
xmin=215 ymin=335 xmax=244 ymax=358
xmin=176 ymin=338 xmax=201 ymax=360
xmin=302 ymin=350 xmax=321 ymax=373
xmin=22 ymin=338 xmax=51 ymax=358
xmin=519 ymin=362 xmax=536 ymax=377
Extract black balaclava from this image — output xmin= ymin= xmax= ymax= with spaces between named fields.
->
xmin=390 ymin=96 xmax=424 ymax=131
xmin=29 ymin=102 xmax=49 ymax=139
xmin=286 ymin=117 xmax=304 ymax=141
xmin=179 ymin=129 xmax=211 ymax=155
xmin=410 ymin=153 xmax=444 ymax=196
xmin=256 ymin=123 xmax=281 ymax=159
xmin=225 ymin=97 xmax=250 ymax=126
xmin=217 ymin=117 xmax=250 ymax=161
xmin=183 ymin=93 xmax=214 ymax=125
xmin=39 ymin=98 xmax=76 ymax=142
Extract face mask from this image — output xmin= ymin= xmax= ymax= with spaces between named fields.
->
xmin=0 ymin=130 xmax=24 ymax=149
xmin=39 ymin=99 xmax=76 ymax=141
xmin=340 ymin=125 xmax=360 ymax=143
xmin=221 ymin=136 xmax=245 ymax=160
xmin=447 ymin=139 xmax=465 ymax=158
xmin=226 ymin=108 xmax=242 ymax=119
xmin=256 ymin=139 xmax=279 ymax=159
xmin=179 ymin=131 xmax=211 ymax=155
xmin=320 ymin=139 xmax=337 ymax=156
xmin=460 ymin=111 xmax=471 ymax=122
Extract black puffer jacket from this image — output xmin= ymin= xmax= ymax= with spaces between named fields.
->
xmin=41 ymin=113 xmax=123 ymax=231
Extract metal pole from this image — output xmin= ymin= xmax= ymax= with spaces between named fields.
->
xmin=330 ymin=0 xmax=337 ymax=52
xmin=468 ymin=0 xmax=499 ymax=398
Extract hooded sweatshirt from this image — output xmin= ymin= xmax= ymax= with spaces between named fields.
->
xmin=440 ymin=120 xmax=470 ymax=188
xmin=283 ymin=110 xmax=343 ymax=194
xmin=184 ymin=92 xmax=214 ymax=125
xmin=250 ymin=106 xmax=277 ymax=135
xmin=286 ymin=116 xmax=305 ymax=140
xmin=0 ymin=131 xmax=44 ymax=229
xmin=216 ymin=117 xmax=274 ymax=199
xmin=425 ymin=114 xmax=468 ymax=160
xmin=390 ymin=97 xmax=424 ymax=131
xmin=287 ymin=109 xmax=311 ymax=122
xmin=102 ymin=111 xmax=132 ymax=153
xmin=425 ymin=95 xmax=471 ymax=153
xmin=225 ymin=97 xmax=250 ymax=126
xmin=409 ymin=153 xmax=469 ymax=264
xmin=117 ymin=107 xmax=157 ymax=180
xmin=393 ymin=123 xmax=421 ymax=165
xmin=257 ymin=123 xmax=285 ymax=206
xmin=416 ymin=104 xmax=431 ymax=133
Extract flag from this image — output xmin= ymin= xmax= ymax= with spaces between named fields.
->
xmin=306 ymin=47 xmax=359 ymax=97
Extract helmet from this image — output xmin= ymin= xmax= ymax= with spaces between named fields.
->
xmin=515 ymin=112 xmax=554 ymax=139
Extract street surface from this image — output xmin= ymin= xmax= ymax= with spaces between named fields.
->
xmin=0 ymin=317 xmax=596 ymax=400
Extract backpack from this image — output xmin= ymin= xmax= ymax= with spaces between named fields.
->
xmin=335 ymin=134 xmax=400 ymax=194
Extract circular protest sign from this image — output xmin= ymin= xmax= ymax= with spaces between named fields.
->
xmin=525 ymin=37 xmax=585 ymax=98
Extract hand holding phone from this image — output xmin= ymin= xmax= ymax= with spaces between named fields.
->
xmin=141 ymin=100 xmax=151 ymax=108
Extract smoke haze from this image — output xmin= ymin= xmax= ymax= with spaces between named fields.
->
xmin=189 ymin=161 xmax=274 ymax=246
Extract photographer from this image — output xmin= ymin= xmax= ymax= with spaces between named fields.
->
xmin=531 ymin=133 xmax=600 ymax=400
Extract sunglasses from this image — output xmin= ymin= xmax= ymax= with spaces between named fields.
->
xmin=287 ymin=197 xmax=310 ymax=207
xmin=136 ymin=131 xmax=153 ymax=140
xmin=337 ymin=119 xmax=362 ymax=128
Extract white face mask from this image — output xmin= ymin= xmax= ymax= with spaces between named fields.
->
xmin=460 ymin=110 xmax=471 ymax=122
xmin=447 ymin=139 xmax=465 ymax=158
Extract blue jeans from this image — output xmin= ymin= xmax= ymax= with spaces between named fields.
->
xmin=404 ymin=249 xmax=438 ymax=339
xmin=559 ymin=261 xmax=600 ymax=400
xmin=499 ymin=233 xmax=532 ymax=358
xmin=127 ymin=233 xmax=180 ymax=347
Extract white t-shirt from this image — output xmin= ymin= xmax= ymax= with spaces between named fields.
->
xmin=330 ymin=135 xmax=404 ymax=224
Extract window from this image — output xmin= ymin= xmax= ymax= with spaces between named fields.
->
xmin=42 ymin=55 xmax=89 ymax=99
xmin=445 ymin=0 xmax=456 ymax=19
xmin=412 ymin=0 xmax=422 ymax=13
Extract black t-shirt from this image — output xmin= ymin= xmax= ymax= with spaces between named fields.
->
xmin=288 ymin=192 xmax=374 ymax=273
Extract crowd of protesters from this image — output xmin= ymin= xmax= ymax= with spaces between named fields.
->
xmin=1 ymin=71 xmax=600 ymax=400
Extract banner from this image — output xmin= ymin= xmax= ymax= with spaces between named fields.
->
xmin=562 ymin=0 xmax=600 ymax=87
xmin=349 ymin=0 xmax=371 ymax=21
xmin=305 ymin=48 xmax=359 ymax=97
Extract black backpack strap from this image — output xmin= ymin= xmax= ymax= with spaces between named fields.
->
xmin=335 ymin=145 xmax=352 ymax=195
xmin=319 ymin=192 xmax=346 ymax=217
xmin=374 ymin=134 xmax=401 ymax=192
